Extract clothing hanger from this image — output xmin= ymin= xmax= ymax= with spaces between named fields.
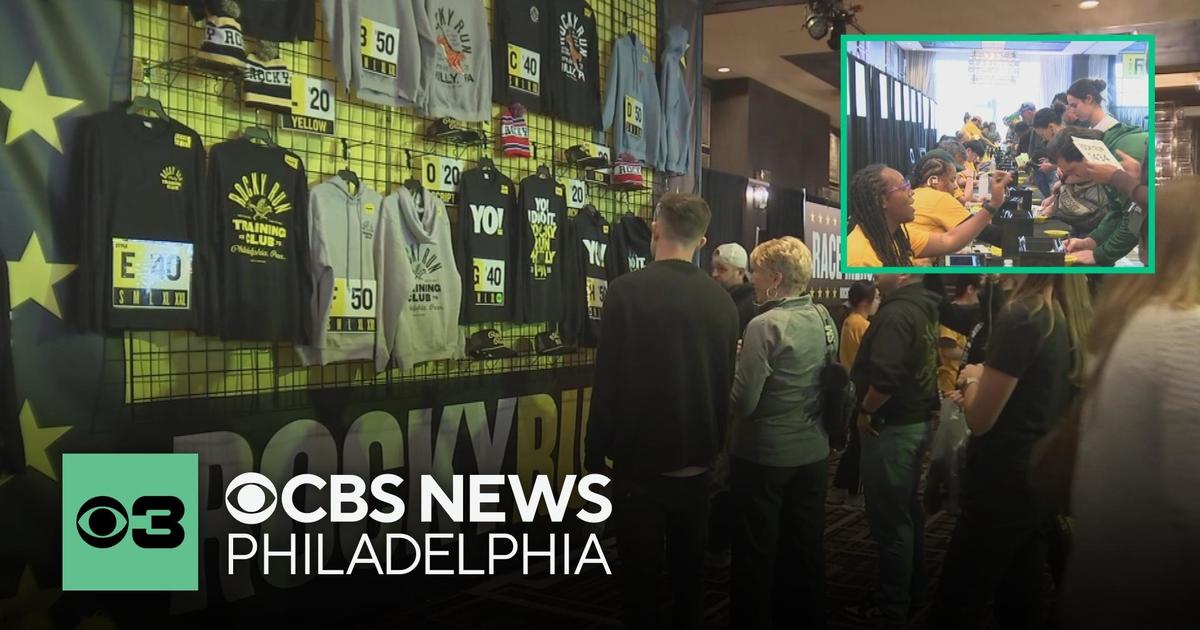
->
xmin=336 ymin=138 xmax=360 ymax=194
xmin=126 ymin=71 xmax=169 ymax=121
xmin=403 ymin=177 xmax=423 ymax=193
xmin=478 ymin=156 xmax=496 ymax=172
xmin=536 ymin=164 xmax=551 ymax=179
xmin=243 ymin=109 xmax=275 ymax=146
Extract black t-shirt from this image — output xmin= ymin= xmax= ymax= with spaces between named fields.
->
xmin=492 ymin=0 xmax=548 ymax=111
xmin=516 ymin=175 xmax=567 ymax=322
xmin=457 ymin=166 xmax=518 ymax=323
xmin=204 ymin=139 xmax=313 ymax=343
xmin=546 ymin=0 xmax=600 ymax=127
xmin=72 ymin=109 xmax=207 ymax=331
xmin=966 ymin=301 xmax=1071 ymax=497
xmin=608 ymin=213 xmax=651 ymax=277
xmin=571 ymin=205 xmax=609 ymax=343
xmin=237 ymin=0 xmax=315 ymax=42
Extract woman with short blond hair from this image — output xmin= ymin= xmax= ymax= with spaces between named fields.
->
xmin=729 ymin=236 xmax=832 ymax=629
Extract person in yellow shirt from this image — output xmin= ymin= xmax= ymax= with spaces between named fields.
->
xmin=845 ymin=162 xmax=1012 ymax=268
xmin=960 ymin=113 xmax=983 ymax=141
xmin=936 ymin=276 xmax=982 ymax=394
xmin=839 ymin=280 xmax=877 ymax=369
xmin=907 ymin=155 xmax=975 ymax=266
xmin=831 ymin=279 xmax=878 ymax=507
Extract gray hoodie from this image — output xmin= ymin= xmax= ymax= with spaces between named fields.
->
xmin=729 ymin=294 xmax=832 ymax=467
xmin=377 ymin=187 xmax=463 ymax=370
xmin=322 ymin=0 xmax=423 ymax=108
xmin=414 ymin=0 xmax=493 ymax=121
xmin=659 ymin=25 xmax=692 ymax=176
xmin=299 ymin=177 xmax=406 ymax=366
xmin=597 ymin=33 xmax=665 ymax=170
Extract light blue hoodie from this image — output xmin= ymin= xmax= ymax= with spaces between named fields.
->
xmin=659 ymin=25 xmax=692 ymax=176
xmin=596 ymin=33 xmax=665 ymax=170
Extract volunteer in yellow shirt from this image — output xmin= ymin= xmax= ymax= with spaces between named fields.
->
xmin=936 ymin=276 xmax=981 ymax=394
xmin=839 ymin=280 xmax=877 ymax=369
xmin=960 ymin=113 xmax=983 ymax=141
xmin=845 ymin=163 xmax=1012 ymax=267
xmin=907 ymin=155 xmax=974 ymax=266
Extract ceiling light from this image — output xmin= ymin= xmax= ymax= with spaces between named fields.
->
xmin=716 ymin=66 xmax=731 ymax=73
xmin=1078 ymin=1 xmax=1100 ymax=9
xmin=804 ymin=14 xmax=831 ymax=40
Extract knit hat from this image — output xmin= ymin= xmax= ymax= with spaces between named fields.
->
xmin=611 ymin=153 xmax=644 ymax=190
xmin=500 ymin=103 xmax=532 ymax=158
xmin=243 ymin=43 xmax=291 ymax=112
xmin=197 ymin=2 xmax=246 ymax=70
xmin=712 ymin=243 xmax=749 ymax=271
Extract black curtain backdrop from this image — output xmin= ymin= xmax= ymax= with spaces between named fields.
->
xmin=765 ymin=186 xmax=805 ymax=242
xmin=700 ymin=168 xmax=748 ymax=268
xmin=848 ymin=56 xmax=937 ymax=185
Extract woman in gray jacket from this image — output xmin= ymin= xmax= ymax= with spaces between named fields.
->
xmin=729 ymin=236 xmax=832 ymax=630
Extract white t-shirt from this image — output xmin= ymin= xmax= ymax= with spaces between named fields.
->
xmin=1066 ymin=304 xmax=1200 ymax=628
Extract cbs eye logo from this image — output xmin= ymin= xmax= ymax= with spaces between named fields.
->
xmin=224 ymin=472 xmax=278 ymax=524
xmin=75 ymin=494 xmax=186 ymax=549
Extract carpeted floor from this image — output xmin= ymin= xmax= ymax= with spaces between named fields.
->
xmin=366 ymin=453 xmax=970 ymax=630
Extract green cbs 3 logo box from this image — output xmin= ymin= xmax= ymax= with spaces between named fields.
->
xmin=62 ymin=454 xmax=198 ymax=591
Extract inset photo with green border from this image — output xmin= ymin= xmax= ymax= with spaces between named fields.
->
xmin=838 ymin=34 xmax=1155 ymax=275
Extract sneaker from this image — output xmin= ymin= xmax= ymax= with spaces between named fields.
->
xmin=841 ymin=603 xmax=904 ymax=628
xmin=827 ymin=487 xmax=848 ymax=505
xmin=704 ymin=549 xmax=731 ymax=569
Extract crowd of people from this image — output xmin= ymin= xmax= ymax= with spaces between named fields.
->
xmin=582 ymin=177 xmax=1198 ymax=628
xmin=847 ymin=77 xmax=1149 ymax=268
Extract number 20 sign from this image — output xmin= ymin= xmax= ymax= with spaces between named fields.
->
xmin=283 ymin=75 xmax=337 ymax=136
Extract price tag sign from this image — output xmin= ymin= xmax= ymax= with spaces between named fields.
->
xmin=282 ymin=76 xmax=336 ymax=135
xmin=623 ymin=95 xmax=644 ymax=138
xmin=361 ymin=18 xmax=400 ymax=77
xmin=329 ymin=278 xmax=377 ymax=332
xmin=586 ymin=276 xmax=607 ymax=319
xmin=472 ymin=258 xmax=506 ymax=305
xmin=111 ymin=238 xmax=193 ymax=310
xmin=566 ymin=178 xmax=587 ymax=209
xmin=506 ymin=43 xmax=541 ymax=96
xmin=420 ymin=155 xmax=466 ymax=205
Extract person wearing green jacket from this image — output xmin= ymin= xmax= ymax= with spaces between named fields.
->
xmin=1060 ymin=78 xmax=1149 ymax=265
xmin=729 ymin=236 xmax=831 ymax=630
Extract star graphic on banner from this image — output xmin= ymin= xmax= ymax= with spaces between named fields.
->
xmin=7 ymin=232 xmax=76 ymax=319
xmin=0 ymin=565 xmax=62 ymax=623
xmin=19 ymin=400 xmax=71 ymax=482
xmin=0 ymin=63 xmax=84 ymax=152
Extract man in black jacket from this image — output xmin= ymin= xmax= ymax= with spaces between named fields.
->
xmin=710 ymin=242 xmax=757 ymax=336
xmin=585 ymin=193 xmax=739 ymax=630
xmin=843 ymin=273 xmax=940 ymax=627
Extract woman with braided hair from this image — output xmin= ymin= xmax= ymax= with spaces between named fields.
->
xmin=846 ymin=164 xmax=1012 ymax=267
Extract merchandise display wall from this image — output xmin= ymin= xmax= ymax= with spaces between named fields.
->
xmin=118 ymin=0 xmax=660 ymax=405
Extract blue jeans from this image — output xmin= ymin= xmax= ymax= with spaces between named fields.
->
xmin=860 ymin=421 xmax=932 ymax=621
